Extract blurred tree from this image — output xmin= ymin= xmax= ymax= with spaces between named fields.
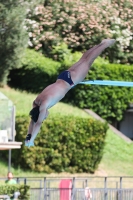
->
xmin=0 ymin=0 xmax=44 ymax=85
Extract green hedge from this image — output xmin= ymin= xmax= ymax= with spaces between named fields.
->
xmin=0 ymin=184 xmax=30 ymax=200
xmin=11 ymin=115 xmax=108 ymax=173
xmin=8 ymin=47 xmax=81 ymax=93
xmin=8 ymin=49 xmax=61 ymax=93
xmin=64 ymin=58 xmax=133 ymax=123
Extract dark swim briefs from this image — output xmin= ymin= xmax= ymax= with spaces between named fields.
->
xmin=57 ymin=70 xmax=74 ymax=86
xmin=29 ymin=106 xmax=39 ymax=123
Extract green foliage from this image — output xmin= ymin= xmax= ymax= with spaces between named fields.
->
xmin=0 ymin=0 xmax=45 ymax=86
xmin=0 ymin=184 xmax=30 ymax=200
xmin=0 ymin=0 xmax=28 ymax=85
xmin=64 ymin=58 xmax=133 ymax=123
xmin=62 ymin=51 xmax=82 ymax=68
xmin=8 ymin=45 xmax=81 ymax=92
xmin=51 ymin=43 xmax=73 ymax=62
xmin=8 ymin=49 xmax=61 ymax=93
xmin=25 ymin=0 xmax=133 ymax=64
xmin=12 ymin=115 xmax=108 ymax=173
xmin=51 ymin=42 xmax=82 ymax=69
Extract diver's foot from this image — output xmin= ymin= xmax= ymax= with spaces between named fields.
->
xmin=25 ymin=140 xmax=34 ymax=147
xmin=101 ymin=39 xmax=116 ymax=46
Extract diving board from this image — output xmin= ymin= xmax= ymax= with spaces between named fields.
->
xmin=80 ymin=80 xmax=133 ymax=87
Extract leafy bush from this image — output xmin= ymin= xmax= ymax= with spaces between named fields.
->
xmin=25 ymin=0 xmax=133 ymax=64
xmin=51 ymin=42 xmax=82 ymax=70
xmin=64 ymin=57 xmax=133 ymax=124
xmin=0 ymin=184 xmax=30 ymax=200
xmin=8 ymin=49 xmax=61 ymax=93
xmin=12 ymin=115 xmax=108 ymax=173
xmin=8 ymin=47 xmax=82 ymax=92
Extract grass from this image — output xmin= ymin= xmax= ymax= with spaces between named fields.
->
xmin=99 ymin=129 xmax=133 ymax=176
xmin=0 ymin=86 xmax=133 ymax=181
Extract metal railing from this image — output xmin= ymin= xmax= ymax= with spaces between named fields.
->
xmin=1 ymin=177 xmax=133 ymax=200
xmin=29 ymin=188 xmax=133 ymax=200
xmin=1 ymin=176 xmax=133 ymax=188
